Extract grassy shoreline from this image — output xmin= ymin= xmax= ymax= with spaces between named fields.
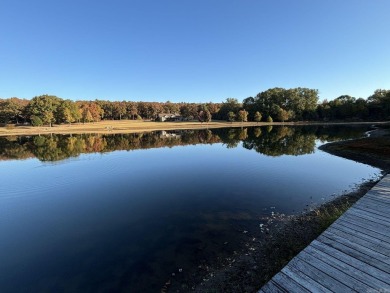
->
xmin=1 ymin=120 xmax=389 ymax=137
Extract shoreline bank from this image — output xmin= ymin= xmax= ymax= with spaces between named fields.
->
xmin=319 ymin=127 xmax=390 ymax=173
xmin=1 ymin=120 xmax=389 ymax=137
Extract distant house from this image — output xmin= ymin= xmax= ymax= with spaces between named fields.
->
xmin=157 ymin=113 xmax=184 ymax=122
xmin=158 ymin=130 xmax=181 ymax=138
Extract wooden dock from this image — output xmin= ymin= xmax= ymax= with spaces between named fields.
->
xmin=260 ymin=174 xmax=390 ymax=293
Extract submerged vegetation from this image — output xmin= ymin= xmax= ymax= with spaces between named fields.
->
xmin=189 ymin=179 xmax=380 ymax=293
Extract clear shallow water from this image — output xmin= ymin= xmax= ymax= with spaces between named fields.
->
xmin=0 ymin=126 xmax=381 ymax=292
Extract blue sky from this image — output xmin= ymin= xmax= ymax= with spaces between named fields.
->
xmin=0 ymin=0 xmax=389 ymax=102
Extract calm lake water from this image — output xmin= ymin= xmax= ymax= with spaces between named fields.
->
xmin=0 ymin=126 xmax=381 ymax=292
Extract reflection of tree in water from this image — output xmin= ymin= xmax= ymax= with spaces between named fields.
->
xmin=242 ymin=126 xmax=316 ymax=157
xmin=217 ymin=126 xmax=315 ymax=156
xmin=314 ymin=125 xmax=372 ymax=142
xmin=222 ymin=129 xmax=240 ymax=149
xmin=32 ymin=136 xmax=64 ymax=161
xmin=0 ymin=136 xmax=32 ymax=160
xmin=0 ymin=131 xmax=223 ymax=162
xmin=0 ymin=125 xmax=372 ymax=162
xmin=253 ymin=128 xmax=262 ymax=138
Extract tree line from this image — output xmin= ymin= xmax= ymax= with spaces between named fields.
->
xmin=0 ymin=88 xmax=389 ymax=126
xmin=0 ymin=96 xmax=222 ymax=126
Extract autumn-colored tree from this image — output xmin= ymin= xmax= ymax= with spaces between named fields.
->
xmin=148 ymin=102 xmax=163 ymax=120
xmin=113 ymin=102 xmax=127 ymax=120
xmin=277 ymin=108 xmax=290 ymax=122
xmin=30 ymin=115 xmax=43 ymax=126
xmin=127 ymin=102 xmax=138 ymax=120
xmin=218 ymin=98 xmax=241 ymax=120
xmin=85 ymin=110 xmax=93 ymax=122
xmin=197 ymin=109 xmax=212 ymax=123
xmin=254 ymin=111 xmax=262 ymax=123
xmin=78 ymin=102 xmax=103 ymax=123
xmin=63 ymin=108 xmax=74 ymax=124
xmin=57 ymin=99 xmax=80 ymax=124
xmin=180 ymin=103 xmax=198 ymax=120
xmin=42 ymin=111 xmax=55 ymax=126
xmin=252 ymin=87 xmax=318 ymax=120
xmin=206 ymin=102 xmax=220 ymax=118
xmin=0 ymin=98 xmax=27 ymax=124
xmin=227 ymin=111 xmax=235 ymax=122
xmin=96 ymin=100 xmax=112 ymax=119
xmin=242 ymin=96 xmax=256 ymax=118
xmin=26 ymin=95 xmax=61 ymax=126
xmin=137 ymin=102 xmax=148 ymax=119
xmin=237 ymin=110 xmax=248 ymax=122
xmin=204 ymin=110 xmax=212 ymax=123
xmin=163 ymin=101 xmax=180 ymax=114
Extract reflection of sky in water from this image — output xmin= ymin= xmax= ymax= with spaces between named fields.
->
xmin=0 ymin=130 xmax=381 ymax=292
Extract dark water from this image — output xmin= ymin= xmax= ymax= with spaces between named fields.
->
xmin=0 ymin=126 xmax=381 ymax=292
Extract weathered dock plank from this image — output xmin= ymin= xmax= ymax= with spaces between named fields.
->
xmin=346 ymin=208 xmax=390 ymax=226
xmin=345 ymin=210 xmax=390 ymax=230
xmin=317 ymin=233 xmax=390 ymax=268
xmin=352 ymin=203 xmax=390 ymax=219
xmin=259 ymin=174 xmax=390 ymax=292
xmin=361 ymin=195 xmax=390 ymax=207
xmin=362 ymin=192 xmax=390 ymax=202
xmin=342 ymin=214 xmax=390 ymax=236
xmin=358 ymin=196 xmax=390 ymax=208
xmin=288 ymin=254 xmax=353 ymax=292
xmin=281 ymin=265 xmax=332 ymax=293
xmin=356 ymin=198 xmax=390 ymax=211
xmin=311 ymin=240 xmax=390 ymax=285
xmin=366 ymin=190 xmax=390 ymax=200
xmin=332 ymin=222 xmax=390 ymax=247
xmin=261 ymin=280 xmax=285 ymax=293
xmin=296 ymin=250 xmax=372 ymax=291
xmin=305 ymin=245 xmax=390 ymax=289
xmin=271 ymin=272 xmax=310 ymax=293
xmin=325 ymin=225 xmax=390 ymax=255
